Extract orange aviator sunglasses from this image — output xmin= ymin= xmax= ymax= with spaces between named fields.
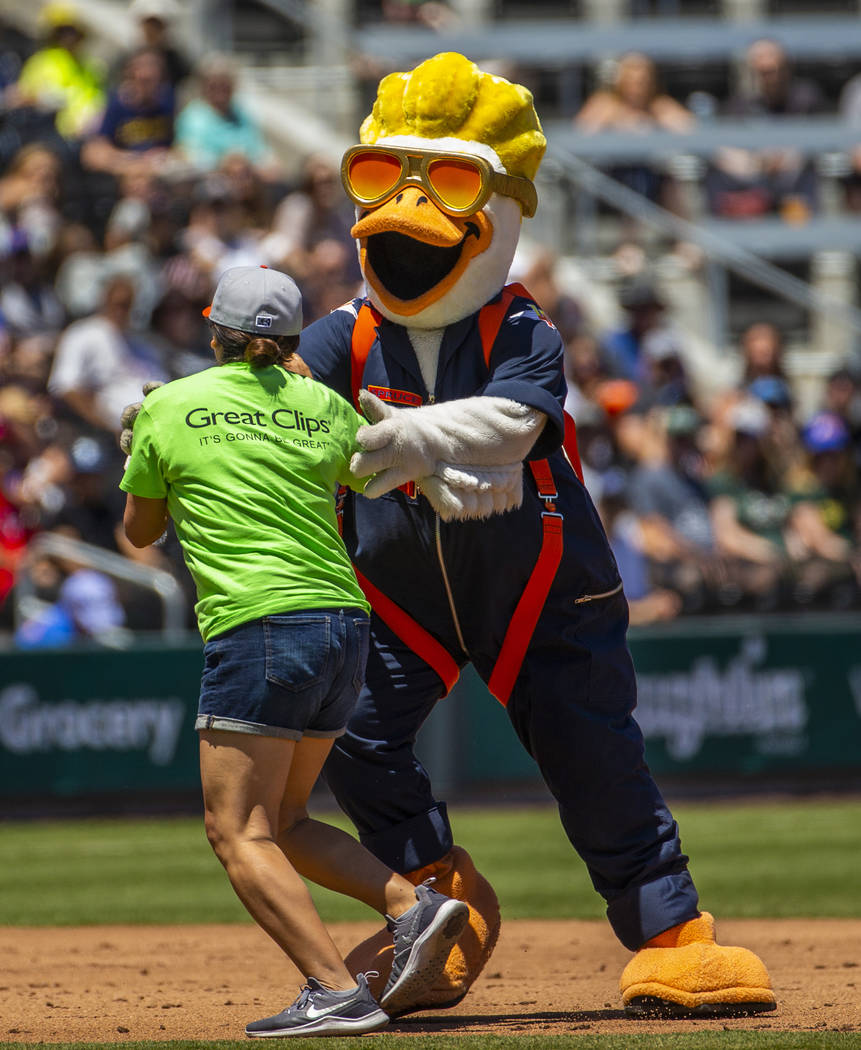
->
xmin=341 ymin=144 xmax=538 ymax=218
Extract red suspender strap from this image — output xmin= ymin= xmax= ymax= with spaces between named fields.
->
xmin=479 ymin=284 xmax=571 ymax=705
xmin=487 ymin=459 xmax=564 ymax=706
xmin=478 ymin=285 xmax=517 ymax=366
xmin=480 ymin=286 xmax=584 ymax=485
xmin=350 ymin=302 xmax=381 ymax=409
xmin=563 ymin=410 xmax=584 ymax=483
xmin=353 ymin=566 xmax=461 ymax=696
xmin=347 ymin=302 xmax=460 ymax=695
xmin=346 ymin=287 xmax=569 ymax=705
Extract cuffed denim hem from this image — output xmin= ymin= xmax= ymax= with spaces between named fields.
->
xmin=195 ymin=714 xmax=302 ymax=740
xmin=304 ymin=726 xmax=347 ymax=739
xmin=358 ymin=802 xmax=453 ymax=874
xmin=606 ymin=870 xmax=701 ymax=951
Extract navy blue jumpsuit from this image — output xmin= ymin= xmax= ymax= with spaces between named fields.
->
xmin=300 ymin=288 xmax=700 ymax=950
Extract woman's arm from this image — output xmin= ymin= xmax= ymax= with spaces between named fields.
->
xmin=123 ymin=493 xmax=169 ymax=548
xmin=788 ymin=501 xmax=852 ymax=561
xmin=574 ymin=92 xmax=616 ymax=132
xmin=710 ymin=495 xmax=780 ymax=563
xmin=652 ymin=96 xmax=695 ymax=132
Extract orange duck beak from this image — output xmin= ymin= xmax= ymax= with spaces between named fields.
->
xmin=351 ymin=185 xmax=493 ymax=317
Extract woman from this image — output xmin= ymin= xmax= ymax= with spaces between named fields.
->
xmin=575 ymin=52 xmax=694 ymax=135
xmin=120 ymin=265 xmax=467 ymax=1037
xmin=575 ymin=52 xmax=693 ymax=206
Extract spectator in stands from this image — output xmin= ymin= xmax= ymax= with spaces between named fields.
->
xmin=821 ymin=366 xmax=861 ymax=470
xmin=52 ymin=222 xmax=109 ymax=319
xmin=600 ymin=279 xmax=685 ymax=384
xmin=48 ymin=273 xmax=166 ymax=434
xmin=510 ymin=245 xmax=584 ymax=346
xmin=14 ymin=2 xmax=106 ymax=141
xmin=788 ymin=413 xmax=859 ymax=561
xmin=838 ymin=69 xmax=861 ymax=212
xmin=149 ymin=285 xmax=213 ymax=379
xmin=174 ymin=54 xmax=277 ymax=178
xmin=707 ymin=397 xmax=789 ymax=608
xmin=615 ymin=405 xmax=715 ymax=612
xmin=0 ymin=16 xmax=31 ymax=98
xmin=380 ymin=0 xmax=458 ymax=29
xmin=779 ymin=412 xmax=859 ymax=608
xmin=0 ymin=144 xmax=64 ymax=259
xmin=81 ymin=47 xmax=176 ymax=179
xmin=563 ymin=334 xmax=610 ymax=421
xmin=640 ymin=334 xmax=692 ymax=408
xmin=218 ymin=152 xmax=273 ymax=230
xmin=576 ymin=52 xmax=693 ymax=135
xmin=706 ymin=322 xmax=795 ymax=466
xmin=575 ymin=52 xmax=693 ymax=205
xmin=128 ymin=0 xmax=191 ymax=90
xmin=42 ymin=436 xmax=125 ymax=554
xmin=268 ymin=154 xmax=362 ymax=322
xmin=739 ymin=320 xmax=786 ymax=383
xmin=597 ymin=465 xmax=683 ymax=626
xmin=0 ymin=229 xmax=65 ymax=339
xmin=9 ymin=429 xmax=70 ymax=529
xmin=15 ymin=565 xmax=127 ymax=648
xmin=179 ymin=173 xmax=267 ymax=283
xmin=628 ymin=405 xmax=715 ymax=555
xmin=0 ymin=380 xmax=63 ymax=625
xmin=746 ymin=373 xmax=804 ymax=480
xmin=707 ymin=39 xmax=823 ymax=220
xmin=0 ymin=382 xmax=58 ymax=492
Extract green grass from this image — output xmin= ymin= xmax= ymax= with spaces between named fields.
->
xmin=0 ymin=798 xmax=859 ymax=926
xmin=1 ymin=1036 xmax=859 ymax=1050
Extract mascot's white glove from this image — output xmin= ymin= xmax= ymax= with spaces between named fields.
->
xmin=351 ymin=390 xmax=546 ymax=520
xmin=421 ymin=463 xmax=525 ymax=521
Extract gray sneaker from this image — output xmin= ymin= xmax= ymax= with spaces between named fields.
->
xmin=245 ymin=972 xmax=388 ymax=1038
xmin=380 ymin=883 xmax=470 ymax=1015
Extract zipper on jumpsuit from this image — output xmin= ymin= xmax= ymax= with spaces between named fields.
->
xmin=435 ymin=514 xmax=469 ymax=658
xmin=423 ymin=389 xmax=470 ymax=659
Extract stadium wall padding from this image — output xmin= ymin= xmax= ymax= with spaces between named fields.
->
xmin=1 ymin=615 xmax=860 ymax=802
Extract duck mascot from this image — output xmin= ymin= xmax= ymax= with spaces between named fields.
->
xmin=301 ymin=52 xmax=777 ymax=1018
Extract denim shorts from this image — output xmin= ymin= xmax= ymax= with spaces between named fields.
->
xmin=195 ymin=608 xmax=370 ymax=740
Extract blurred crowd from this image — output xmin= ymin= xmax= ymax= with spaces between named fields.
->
xmin=545 ymin=260 xmax=861 ymax=625
xmin=0 ymin=1 xmax=362 ymax=645
xmin=573 ymin=39 xmax=861 ymax=220
xmin=1 ymin=2 xmax=860 ymax=646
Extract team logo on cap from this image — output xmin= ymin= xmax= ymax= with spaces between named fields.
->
xmin=256 ymin=313 xmax=274 ymax=328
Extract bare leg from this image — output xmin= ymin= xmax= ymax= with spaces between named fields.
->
xmin=199 ymin=729 xmax=356 ymax=991
xmin=277 ymin=736 xmax=420 ymax=920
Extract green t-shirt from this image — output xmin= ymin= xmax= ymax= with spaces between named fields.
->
xmin=707 ymin=470 xmax=791 ymax=550
xmin=120 ymin=362 xmax=370 ymax=640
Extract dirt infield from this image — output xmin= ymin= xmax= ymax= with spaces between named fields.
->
xmin=3 ymin=918 xmax=860 ymax=1041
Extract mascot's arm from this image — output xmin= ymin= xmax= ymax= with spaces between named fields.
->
xmin=351 ymin=390 xmax=546 ymax=518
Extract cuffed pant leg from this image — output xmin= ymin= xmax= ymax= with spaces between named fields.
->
xmin=322 ymin=616 xmax=454 ymax=873
xmin=501 ymin=591 xmax=700 ymax=951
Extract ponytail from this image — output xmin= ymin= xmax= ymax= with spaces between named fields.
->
xmin=244 ymin=337 xmax=280 ymax=368
xmin=210 ymin=322 xmax=300 ymax=370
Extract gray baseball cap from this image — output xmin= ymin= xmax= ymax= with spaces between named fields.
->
xmin=203 ymin=265 xmax=302 ymax=337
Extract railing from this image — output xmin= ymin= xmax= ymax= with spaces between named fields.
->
xmin=354 ymin=15 xmax=861 ymax=67
xmin=546 ymin=119 xmax=861 ymax=165
xmin=354 ymin=15 xmax=861 ymax=68
xmin=539 ymin=145 xmax=861 ymax=354
xmin=13 ymin=533 xmax=187 ymax=643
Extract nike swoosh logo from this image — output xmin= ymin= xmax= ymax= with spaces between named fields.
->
xmin=304 ymin=1001 xmax=347 ymax=1020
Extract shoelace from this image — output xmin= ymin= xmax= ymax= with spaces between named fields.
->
xmin=293 ymin=970 xmax=380 ymax=1010
xmin=292 ymin=984 xmax=316 ymax=1011
xmin=388 ymin=875 xmax=440 ymax=933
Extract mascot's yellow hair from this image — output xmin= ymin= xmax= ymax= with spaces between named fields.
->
xmin=360 ymin=52 xmax=546 ymax=181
